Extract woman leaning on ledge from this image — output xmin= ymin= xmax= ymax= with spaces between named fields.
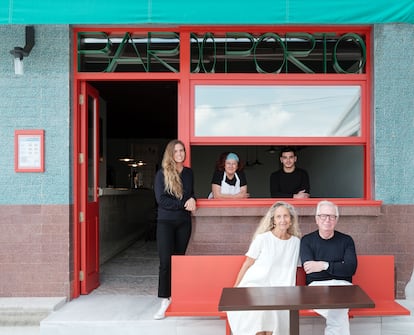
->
xmin=153 ymin=139 xmax=196 ymax=320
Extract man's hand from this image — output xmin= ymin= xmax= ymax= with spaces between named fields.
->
xmin=293 ymin=190 xmax=310 ymax=198
xmin=303 ymin=260 xmax=329 ymax=274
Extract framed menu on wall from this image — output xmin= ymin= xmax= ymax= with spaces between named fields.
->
xmin=14 ymin=129 xmax=45 ymax=172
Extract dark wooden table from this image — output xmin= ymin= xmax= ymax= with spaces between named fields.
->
xmin=218 ymin=285 xmax=375 ymax=335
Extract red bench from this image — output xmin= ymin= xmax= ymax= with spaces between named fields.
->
xmin=166 ymin=255 xmax=410 ymax=333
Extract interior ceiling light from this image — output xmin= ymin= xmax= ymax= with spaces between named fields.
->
xmin=128 ymin=160 xmax=147 ymax=168
xmin=119 ymin=157 xmax=135 ymax=162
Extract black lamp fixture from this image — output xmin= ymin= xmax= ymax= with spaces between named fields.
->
xmin=252 ymin=146 xmax=263 ymax=166
xmin=9 ymin=26 xmax=35 ymax=75
xmin=266 ymin=146 xmax=277 ymax=154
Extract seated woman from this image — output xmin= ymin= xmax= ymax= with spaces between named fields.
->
xmin=209 ymin=152 xmax=249 ymax=199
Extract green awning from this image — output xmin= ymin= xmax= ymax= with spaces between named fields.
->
xmin=1 ymin=0 xmax=414 ymax=24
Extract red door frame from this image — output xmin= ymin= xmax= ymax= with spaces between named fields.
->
xmin=71 ymin=25 xmax=379 ymax=298
xmin=81 ymin=82 xmax=100 ymax=294
xmin=73 ymin=81 xmax=101 ymax=297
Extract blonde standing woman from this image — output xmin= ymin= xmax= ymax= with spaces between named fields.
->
xmin=227 ymin=201 xmax=301 ymax=335
xmin=153 ymin=140 xmax=196 ymax=320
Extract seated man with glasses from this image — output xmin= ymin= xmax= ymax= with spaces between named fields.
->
xmin=300 ymin=200 xmax=357 ymax=335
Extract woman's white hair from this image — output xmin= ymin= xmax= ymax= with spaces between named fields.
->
xmin=315 ymin=200 xmax=339 ymax=218
xmin=252 ymin=201 xmax=301 ymax=240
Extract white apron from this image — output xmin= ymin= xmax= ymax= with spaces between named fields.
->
xmin=209 ymin=172 xmax=241 ymax=198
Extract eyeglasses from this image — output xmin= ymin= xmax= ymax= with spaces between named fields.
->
xmin=317 ymin=214 xmax=337 ymax=221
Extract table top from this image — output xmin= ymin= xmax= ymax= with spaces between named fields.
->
xmin=219 ymin=285 xmax=375 ymax=311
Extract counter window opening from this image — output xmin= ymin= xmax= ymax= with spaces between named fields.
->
xmin=191 ymin=145 xmax=364 ymax=199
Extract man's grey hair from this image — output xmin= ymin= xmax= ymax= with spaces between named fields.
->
xmin=315 ymin=200 xmax=339 ymax=218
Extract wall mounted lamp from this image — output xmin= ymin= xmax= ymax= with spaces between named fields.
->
xmin=9 ymin=26 xmax=35 ymax=75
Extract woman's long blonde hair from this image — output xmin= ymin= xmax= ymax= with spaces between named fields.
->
xmin=161 ymin=139 xmax=185 ymax=199
xmin=252 ymin=201 xmax=301 ymax=240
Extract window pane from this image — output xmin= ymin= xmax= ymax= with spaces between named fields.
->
xmin=78 ymin=31 xmax=180 ymax=72
xmin=190 ymin=32 xmax=366 ymax=74
xmin=194 ymin=85 xmax=361 ymax=137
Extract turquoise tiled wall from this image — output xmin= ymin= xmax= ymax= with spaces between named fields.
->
xmin=374 ymin=24 xmax=414 ymax=204
xmin=0 ymin=24 xmax=413 ymax=205
xmin=0 ymin=25 xmax=70 ymax=204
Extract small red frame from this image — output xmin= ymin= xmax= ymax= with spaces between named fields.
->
xmin=14 ymin=129 xmax=45 ymax=172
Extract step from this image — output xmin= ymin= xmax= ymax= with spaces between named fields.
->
xmin=0 ymin=297 xmax=66 ymax=326
xmin=40 ymin=295 xmax=224 ymax=335
xmin=41 ymin=318 xmax=225 ymax=335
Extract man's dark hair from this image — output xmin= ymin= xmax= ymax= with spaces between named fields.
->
xmin=279 ymin=146 xmax=297 ymax=157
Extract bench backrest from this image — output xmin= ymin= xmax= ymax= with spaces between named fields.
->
xmin=171 ymin=255 xmax=245 ymax=304
xmin=296 ymin=255 xmax=395 ymax=300
xmin=353 ymin=255 xmax=395 ymax=300
xmin=171 ymin=254 xmax=395 ymax=304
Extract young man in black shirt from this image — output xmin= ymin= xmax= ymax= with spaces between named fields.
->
xmin=269 ymin=146 xmax=310 ymax=198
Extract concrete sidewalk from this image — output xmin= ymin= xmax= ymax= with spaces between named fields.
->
xmin=1 ymin=296 xmax=413 ymax=335
xmin=0 ymin=326 xmax=39 ymax=335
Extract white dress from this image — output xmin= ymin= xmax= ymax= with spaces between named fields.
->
xmin=227 ymin=231 xmax=300 ymax=335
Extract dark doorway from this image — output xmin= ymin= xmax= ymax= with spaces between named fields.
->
xmin=91 ymin=81 xmax=177 ymax=139
xmin=90 ymin=80 xmax=178 ymax=189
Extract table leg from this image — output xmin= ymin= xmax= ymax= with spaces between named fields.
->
xmin=289 ymin=310 xmax=299 ymax=335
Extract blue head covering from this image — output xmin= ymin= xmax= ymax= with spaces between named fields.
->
xmin=226 ymin=153 xmax=239 ymax=162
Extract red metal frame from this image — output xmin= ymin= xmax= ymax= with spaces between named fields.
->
xmin=189 ymin=76 xmax=368 ymax=144
xmin=71 ymin=25 xmax=379 ymax=298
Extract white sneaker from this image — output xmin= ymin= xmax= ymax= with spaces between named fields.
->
xmin=153 ymin=298 xmax=171 ymax=320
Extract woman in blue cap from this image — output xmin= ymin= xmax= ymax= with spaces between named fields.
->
xmin=209 ymin=152 xmax=249 ymax=199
